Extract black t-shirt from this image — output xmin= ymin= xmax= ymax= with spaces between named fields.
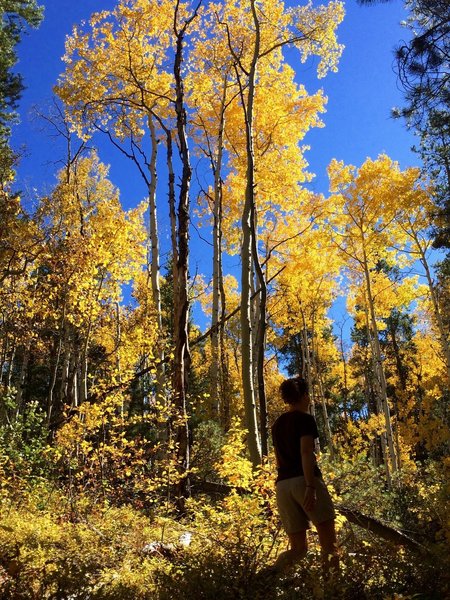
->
xmin=271 ymin=410 xmax=322 ymax=482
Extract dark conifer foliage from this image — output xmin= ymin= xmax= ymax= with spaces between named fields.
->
xmin=0 ymin=1 xmax=43 ymax=178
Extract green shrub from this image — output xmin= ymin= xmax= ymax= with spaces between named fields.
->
xmin=0 ymin=393 xmax=51 ymax=485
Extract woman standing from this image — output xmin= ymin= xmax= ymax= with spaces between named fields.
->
xmin=271 ymin=376 xmax=338 ymax=573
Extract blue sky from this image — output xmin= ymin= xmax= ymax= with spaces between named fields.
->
xmin=12 ymin=0 xmax=417 ymax=196
xmin=11 ymin=0 xmax=421 ymax=334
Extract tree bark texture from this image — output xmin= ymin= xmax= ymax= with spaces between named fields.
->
xmin=172 ymin=4 xmax=197 ymax=499
xmin=238 ymin=0 xmax=262 ymax=467
xmin=147 ymin=114 xmax=167 ymax=406
xmin=210 ymin=82 xmax=227 ymax=418
xmin=362 ymin=252 xmax=398 ymax=478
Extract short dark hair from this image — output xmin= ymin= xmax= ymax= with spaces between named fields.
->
xmin=279 ymin=376 xmax=308 ymax=404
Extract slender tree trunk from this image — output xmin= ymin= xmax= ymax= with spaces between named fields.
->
xmin=210 ymin=83 xmax=227 ymax=418
xmin=300 ymin=312 xmax=319 ymax=451
xmin=47 ymin=325 xmax=64 ymax=426
xmin=365 ymin=312 xmax=385 ymax=443
xmin=317 ymin=371 xmax=334 ymax=455
xmin=48 ymin=302 xmax=67 ymax=426
xmin=15 ymin=341 xmax=31 ymax=415
xmin=114 ymin=301 xmax=124 ymax=417
xmin=147 ymin=114 xmax=166 ymax=405
xmin=0 ymin=336 xmax=8 ymax=388
xmin=312 ymin=331 xmax=334 ymax=457
xmin=250 ymin=258 xmax=258 ymax=387
xmin=239 ymin=96 xmax=261 ymax=465
xmin=388 ymin=319 xmax=408 ymax=392
xmin=164 ymin=126 xmax=178 ymax=294
xmin=80 ymin=274 xmax=105 ymax=405
xmin=59 ymin=332 xmax=70 ymax=406
xmin=172 ymin=6 xmax=197 ymax=500
xmin=363 ymin=366 xmax=382 ymax=468
xmin=338 ymin=320 xmax=349 ymax=420
xmin=6 ymin=341 xmax=16 ymax=391
xmin=387 ymin=320 xmax=406 ymax=472
xmin=79 ymin=316 xmax=93 ymax=406
xmin=80 ymin=341 xmax=89 ymax=405
xmin=147 ymin=120 xmax=176 ymax=453
xmin=291 ymin=333 xmax=303 ymax=377
xmin=219 ymin=244 xmax=230 ymax=430
xmin=237 ymin=0 xmax=263 ymax=466
xmin=411 ymin=224 xmax=450 ymax=379
xmin=251 ymin=203 xmax=268 ymax=457
xmin=300 ymin=311 xmax=312 ymax=398
xmin=256 ymin=295 xmax=268 ymax=456
xmin=69 ymin=344 xmax=79 ymax=408
xmin=115 ymin=301 xmax=122 ymax=382
xmin=362 ymin=266 xmax=397 ymax=484
xmin=148 ymin=114 xmax=161 ymax=326
xmin=1 ymin=336 xmax=16 ymax=392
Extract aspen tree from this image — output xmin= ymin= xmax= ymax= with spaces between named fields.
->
xmin=0 ymin=185 xmax=42 ymax=413
xmin=336 ymin=317 xmax=351 ymax=420
xmin=171 ymin=0 xmax=203 ymax=500
xmin=311 ymin=323 xmax=335 ymax=456
xmin=394 ymin=180 xmax=450 ymax=380
xmin=236 ymin=0 xmax=262 ymax=466
xmin=187 ymin=23 xmax=237 ymax=421
xmin=58 ymin=1 xmax=203 ymax=493
xmin=39 ymin=153 xmax=146 ymax=414
xmin=216 ymin=0 xmax=343 ymax=465
xmin=327 ymin=155 xmax=431 ymax=477
xmin=269 ymin=220 xmax=342 ymax=452
xmin=56 ymin=0 xmax=175 ymax=406
xmin=35 ymin=103 xmax=89 ymax=423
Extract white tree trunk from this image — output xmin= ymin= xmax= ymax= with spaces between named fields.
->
xmin=210 ymin=83 xmax=227 ymax=417
xmin=410 ymin=223 xmax=450 ymax=380
xmin=147 ymin=114 xmax=167 ymax=406
xmin=238 ymin=0 xmax=262 ymax=467
xmin=362 ymin=254 xmax=398 ymax=480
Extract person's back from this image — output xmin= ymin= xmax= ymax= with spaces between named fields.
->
xmin=272 ymin=411 xmax=322 ymax=482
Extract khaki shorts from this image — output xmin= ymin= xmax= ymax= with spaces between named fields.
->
xmin=276 ymin=476 xmax=335 ymax=533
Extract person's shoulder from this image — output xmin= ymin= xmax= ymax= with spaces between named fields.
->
xmin=302 ymin=412 xmax=316 ymax=422
xmin=290 ymin=410 xmax=313 ymax=420
xmin=276 ymin=410 xmax=311 ymax=420
xmin=273 ymin=411 xmax=289 ymax=423
xmin=295 ymin=411 xmax=317 ymax=428
xmin=272 ymin=411 xmax=290 ymax=428
xmin=302 ymin=412 xmax=318 ymax=427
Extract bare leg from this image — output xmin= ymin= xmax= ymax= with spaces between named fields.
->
xmin=316 ymin=519 xmax=339 ymax=575
xmin=273 ymin=530 xmax=307 ymax=573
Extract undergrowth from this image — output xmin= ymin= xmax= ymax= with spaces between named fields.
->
xmin=0 ymin=472 xmax=448 ymax=600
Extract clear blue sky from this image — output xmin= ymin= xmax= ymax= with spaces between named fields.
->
xmin=11 ymin=0 xmax=420 ymax=332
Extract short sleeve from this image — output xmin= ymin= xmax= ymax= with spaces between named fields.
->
xmin=298 ymin=413 xmax=319 ymax=439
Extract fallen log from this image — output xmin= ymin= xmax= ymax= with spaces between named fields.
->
xmin=334 ymin=504 xmax=427 ymax=555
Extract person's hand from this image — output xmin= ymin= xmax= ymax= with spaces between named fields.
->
xmin=303 ymin=486 xmax=316 ymax=512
